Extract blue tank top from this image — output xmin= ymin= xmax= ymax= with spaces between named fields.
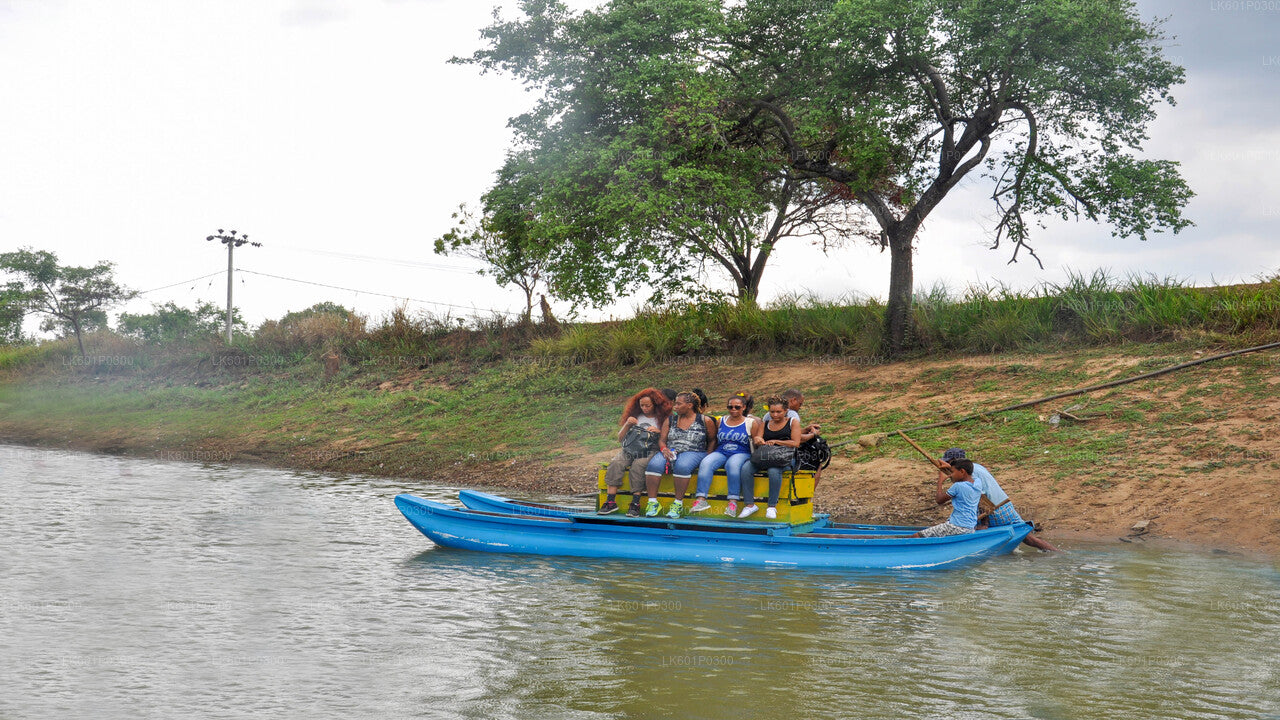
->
xmin=716 ymin=418 xmax=750 ymax=455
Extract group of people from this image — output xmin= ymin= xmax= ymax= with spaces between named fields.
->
xmin=599 ymin=387 xmax=820 ymax=520
xmin=599 ymin=387 xmax=1059 ymax=551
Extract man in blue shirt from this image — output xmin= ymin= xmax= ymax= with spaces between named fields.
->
xmin=911 ymin=458 xmax=981 ymax=537
xmin=940 ymin=448 xmax=1060 ymax=552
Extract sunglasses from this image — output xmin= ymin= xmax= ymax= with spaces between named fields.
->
xmin=727 ymin=404 xmax=744 ymax=410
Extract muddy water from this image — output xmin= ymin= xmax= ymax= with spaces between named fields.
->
xmin=2 ymin=445 xmax=1276 ymax=720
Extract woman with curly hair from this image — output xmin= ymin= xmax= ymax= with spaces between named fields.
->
xmin=599 ymin=387 xmax=673 ymax=515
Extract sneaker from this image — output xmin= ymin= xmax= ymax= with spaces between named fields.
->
xmin=723 ymin=501 xmax=738 ymax=517
xmin=765 ymin=507 xmax=777 ymax=519
xmin=644 ymin=499 xmax=661 ymax=517
xmin=598 ymin=500 xmax=619 ymax=515
xmin=738 ymin=504 xmax=759 ymax=519
xmin=666 ymin=500 xmax=684 ymax=519
xmin=689 ymin=498 xmax=711 ymax=513
xmin=626 ymin=498 xmax=642 ymax=517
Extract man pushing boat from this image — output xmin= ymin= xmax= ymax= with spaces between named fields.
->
xmin=939 ymin=448 xmax=1061 ymax=552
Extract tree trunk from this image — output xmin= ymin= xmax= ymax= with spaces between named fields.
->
xmin=883 ymin=234 xmax=914 ymax=356
xmin=71 ymin=317 xmax=85 ymax=358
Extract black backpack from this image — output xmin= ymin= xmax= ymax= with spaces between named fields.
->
xmin=795 ymin=435 xmax=832 ymax=471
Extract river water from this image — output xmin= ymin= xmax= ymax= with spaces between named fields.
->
xmin=1 ymin=444 xmax=1277 ymax=720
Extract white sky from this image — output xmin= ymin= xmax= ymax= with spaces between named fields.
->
xmin=2 ymin=0 xmax=1278 ymax=331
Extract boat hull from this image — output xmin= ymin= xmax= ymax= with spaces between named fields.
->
xmin=396 ymin=493 xmax=1030 ymax=570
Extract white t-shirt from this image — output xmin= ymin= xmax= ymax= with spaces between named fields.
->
xmin=636 ymin=414 xmax=659 ymax=429
xmin=971 ymin=463 xmax=1009 ymax=505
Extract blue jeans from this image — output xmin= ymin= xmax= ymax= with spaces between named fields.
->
xmin=738 ymin=463 xmax=783 ymax=507
xmin=644 ymin=451 xmax=708 ymax=479
xmin=696 ymin=451 xmax=752 ymax=500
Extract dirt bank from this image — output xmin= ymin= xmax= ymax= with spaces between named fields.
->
xmin=3 ymin=343 xmax=1278 ymax=554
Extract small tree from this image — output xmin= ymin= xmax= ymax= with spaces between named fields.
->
xmin=118 ymin=301 xmax=242 ymax=344
xmin=436 ymin=161 xmax=554 ymax=322
xmin=0 ymin=247 xmax=136 ymax=357
xmin=0 ymin=281 xmax=26 ymax=344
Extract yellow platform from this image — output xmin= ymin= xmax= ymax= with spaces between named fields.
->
xmin=596 ymin=465 xmax=814 ymax=523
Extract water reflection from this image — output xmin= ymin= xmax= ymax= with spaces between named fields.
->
xmin=2 ymin=445 xmax=1277 ymax=720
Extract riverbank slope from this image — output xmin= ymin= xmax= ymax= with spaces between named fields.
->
xmin=2 ymin=342 xmax=1277 ymax=553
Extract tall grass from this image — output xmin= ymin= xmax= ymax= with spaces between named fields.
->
xmin=528 ymin=270 xmax=1280 ymax=364
xmin=3 ymin=270 xmax=1278 ymax=376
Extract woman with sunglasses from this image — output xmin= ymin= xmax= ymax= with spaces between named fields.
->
xmin=689 ymin=392 xmax=757 ymax=516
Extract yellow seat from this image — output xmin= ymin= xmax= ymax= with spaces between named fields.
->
xmin=597 ymin=464 xmax=814 ymax=524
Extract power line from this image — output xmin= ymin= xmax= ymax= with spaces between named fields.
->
xmin=137 ymin=271 xmax=225 ymax=295
xmin=270 ymin=244 xmax=482 ymax=274
xmin=236 ymin=268 xmax=521 ymax=317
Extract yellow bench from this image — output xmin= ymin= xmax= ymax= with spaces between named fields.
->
xmin=596 ymin=465 xmax=815 ymax=523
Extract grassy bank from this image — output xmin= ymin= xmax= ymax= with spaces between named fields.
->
xmin=3 ymin=271 xmax=1279 ymax=378
xmin=3 ymin=336 xmax=1279 ymax=552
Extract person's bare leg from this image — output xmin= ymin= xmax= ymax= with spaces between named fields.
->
xmin=645 ymin=473 xmax=661 ymax=500
xmin=1023 ymin=533 xmax=1061 ymax=552
xmin=672 ymin=476 xmax=689 ymax=502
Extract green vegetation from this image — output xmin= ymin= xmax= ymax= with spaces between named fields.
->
xmin=451 ymin=0 xmax=1192 ymax=354
xmin=2 ymin=272 xmax=1278 ymax=379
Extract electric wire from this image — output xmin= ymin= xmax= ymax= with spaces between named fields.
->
xmin=136 ymin=271 xmax=226 ymax=295
xmin=236 ymin=268 xmax=521 ymax=317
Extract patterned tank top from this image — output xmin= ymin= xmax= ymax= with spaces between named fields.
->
xmin=665 ymin=413 xmax=708 ymax=454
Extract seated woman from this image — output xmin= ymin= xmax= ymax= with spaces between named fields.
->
xmin=690 ymin=392 xmax=756 ymax=517
xmin=599 ymin=388 xmax=672 ymax=515
xmin=740 ymin=396 xmax=802 ymax=519
xmin=641 ymin=391 xmax=718 ymax=518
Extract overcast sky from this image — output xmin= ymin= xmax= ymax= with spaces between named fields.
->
xmin=2 ymin=0 xmax=1277 ymax=332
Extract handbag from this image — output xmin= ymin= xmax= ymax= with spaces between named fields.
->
xmin=621 ymin=424 xmax=659 ymax=458
xmin=750 ymin=443 xmax=795 ymax=469
xmin=795 ymin=435 xmax=832 ymax=471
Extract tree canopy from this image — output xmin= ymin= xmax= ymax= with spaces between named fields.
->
xmin=0 ymin=247 xmax=135 ymax=356
xmin=459 ymin=0 xmax=1193 ymax=351
xmin=118 ymin=301 xmax=243 ymax=344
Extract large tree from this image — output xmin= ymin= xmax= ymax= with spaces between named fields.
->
xmin=454 ymin=0 xmax=870 ymax=306
xmin=0 ymin=248 xmax=136 ymax=357
xmin=462 ymin=0 xmax=1193 ymax=351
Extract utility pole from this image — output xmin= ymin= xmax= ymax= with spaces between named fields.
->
xmin=206 ymin=229 xmax=261 ymax=342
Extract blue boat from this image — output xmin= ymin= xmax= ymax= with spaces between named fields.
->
xmin=396 ymin=493 xmax=1032 ymax=570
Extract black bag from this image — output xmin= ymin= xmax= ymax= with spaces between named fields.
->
xmin=795 ymin=435 xmax=832 ymax=471
xmin=621 ymin=424 xmax=659 ymax=458
xmin=750 ymin=443 xmax=795 ymax=469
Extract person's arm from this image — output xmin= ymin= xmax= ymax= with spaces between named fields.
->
xmin=934 ymin=465 xmax=953 ymax=505
xmin=616 ymin=417 xmax=637 ymax=443
xmin=931 ymin=461 xmax=952 ymax=502
xmin=751 ymin=420 xmax=766 ymax=447
xmin=657 ymin=416 xmax=674 ymax=458
xmin=703 ymin=416 xmax=718 ymax=453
